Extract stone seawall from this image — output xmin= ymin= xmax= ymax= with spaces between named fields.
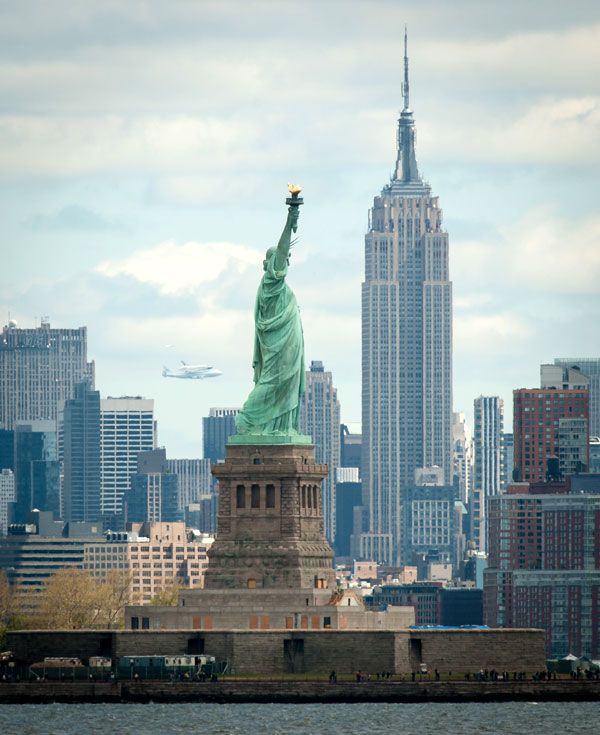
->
xmin=1 ymin=680 xmax=599 ymax=704
xmin=6 ymin=627 xmax=546 ymax=675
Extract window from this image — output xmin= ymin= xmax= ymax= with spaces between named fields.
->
xmin=266 ymin=484 xmax=275 ymax=508
xmin=251 ymin=484 xmax=260 ymax=508
xmin=131 ymin=616 xmax=139 ymax=630
xmin=236 ymin=485 xmax=245 ymax=509
xmin=142 ymin=617 xmax=150 ymax=630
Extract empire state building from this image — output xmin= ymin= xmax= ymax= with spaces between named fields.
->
xmin=360 ymin=33 xmax=453 ymax=564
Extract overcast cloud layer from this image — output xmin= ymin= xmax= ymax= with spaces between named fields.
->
xmin=2 ymin=0 xmax=599 ymax=455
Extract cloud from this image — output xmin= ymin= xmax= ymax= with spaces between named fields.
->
xmin=152 ymin=174 xmax=265 ymax=207
xmin=1 ymin=19 xmax=599 ymax=184
xmin=507 ymin=212 xmax=600 ymax=292
xmin=422 ymin=95 xmax=600 ymax=166
xmin=499 ymin=97 xmax=600 ymax=164
xmin=417 ymin=24 xmax=600 ymax=95
xmin=0 ymin=115 xmax=262 ymax=177
xmin=455 ymin=312 xmax=531 ymax=350
xmin=453 ymin=211 xmax=600 ymax=297
xmin=23 ymin=204 xmax=127 ymax=232
xmin=454 ymin=293 xmax=494 ymax=311
xmin=96 ymin=240 xmax=261 ymax=295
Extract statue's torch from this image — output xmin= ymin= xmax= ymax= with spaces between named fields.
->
xmin=286 ymin=183 xmax=303 ymax=233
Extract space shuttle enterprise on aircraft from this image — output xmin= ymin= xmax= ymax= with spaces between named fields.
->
xmin=162 ymin=361 xmax=223 ymax=380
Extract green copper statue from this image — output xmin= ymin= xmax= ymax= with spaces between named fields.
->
xmin=233 ymin=185 xmax=310 ymax=444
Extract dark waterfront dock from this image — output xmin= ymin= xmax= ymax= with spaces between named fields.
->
xmin=1 ymin=679 xmax=600 ymax=704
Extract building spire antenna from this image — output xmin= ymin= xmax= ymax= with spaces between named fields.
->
xmin=391 ymin=24 xmax=423 ymax=187
xmin=402 ymin=25 xmax=410 ymax=111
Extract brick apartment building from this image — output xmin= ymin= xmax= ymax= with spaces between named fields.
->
xmin=513 ymin=366 xmax=590 ymax=484
xmin=484 ymin=476 xmax=600 ymax=657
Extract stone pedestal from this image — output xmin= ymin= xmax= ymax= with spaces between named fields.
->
xmin=204 ymin=443 xmax=336 ymax=590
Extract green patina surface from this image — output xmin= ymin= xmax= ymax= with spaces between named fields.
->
xmin=228 ymin=431 xmax=311 ymax=446
xmin=235 ymin=194 xmax=310 ymax=444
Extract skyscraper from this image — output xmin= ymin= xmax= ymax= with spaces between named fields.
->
xmin=166 ymin=458 xmax=212 ymax=510
xmin=334 ymin=466 xmax=362 ymax=558
xmin=590 ymin=436 xmax=600 ymax=472
xmin=0 ymin=469 xmax=15 ymax=535
xmin=472 ymin=396 xmax=504 ymax=553
xmin=100 ymin=397 xmax=155 ymax=517
xmin=338 ymin=428 xmax=363 ymax=559
xmin=300 ymin=360 xmax=341 ymax=543
xmin=402 ymin=481 xmax=459 ymax=569
xmin=0 ymin=319 xmax=94 ymax=430
xmin=13 ymin=420 xmax=60 ymax=523
xmin=340 ymin=424 xmax=362 ymax=472
xmin=554 ymin=358 xmax=600 ymax=436
xmin=0 ymin=429 xmax=14 ymax=472
xmin=360 ymin=33 xmax=452 ymax=564
xmin=126 ymin=448 xmax=180 ymax=524
xmin=63 ymin=380 xmax=101 ymax=523
xmin=502 ymin=432 xmax=514 ymax=487
xmin=541 ymin=364 xmax=589 ymax=391
xmin=202 ymin=408 xmax=240 ymax=463
xmin=452 ymin=411 xmax=473 ymax=504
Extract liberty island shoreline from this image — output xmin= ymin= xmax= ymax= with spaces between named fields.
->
xmin=1 ymin=679 xmax=600 ymax=704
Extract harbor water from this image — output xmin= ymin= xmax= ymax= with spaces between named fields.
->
xmin=1 ymin=701 xmax=599 ymax=735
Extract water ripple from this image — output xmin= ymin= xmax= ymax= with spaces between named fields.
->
xmin=1 ymin=701 xmax=599 ymax=735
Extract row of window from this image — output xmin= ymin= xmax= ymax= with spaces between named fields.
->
xmin=236 ymin=484 xmax=276 ymax=509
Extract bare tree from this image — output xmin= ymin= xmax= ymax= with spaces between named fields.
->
xmin=0 ymin=571 xmax=12 ymax=626
xmin=0 ymin=571 xmax=31 ymax=633
xmin=35 ymin=569 xmax=106 ymax=629
xmin=98 ymin=569 xmax=132 ymax=629
xmin=149 ymin=576 xmax=181 ymax=606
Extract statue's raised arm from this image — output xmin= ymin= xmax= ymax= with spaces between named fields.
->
xmin=273 ymin=205 xmax=300 ymax=271
xmin=233 ymin=185 xmax=310 ymax=443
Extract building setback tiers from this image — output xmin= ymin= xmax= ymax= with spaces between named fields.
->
xmin=361 ymin=181 xmax=452 ymax=565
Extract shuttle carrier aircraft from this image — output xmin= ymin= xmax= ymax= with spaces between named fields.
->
xmin=162 ymin=361 xmax=222 ymax=380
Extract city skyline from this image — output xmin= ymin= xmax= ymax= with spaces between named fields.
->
xmin=1 ymin=2 xmax=599 ymax=455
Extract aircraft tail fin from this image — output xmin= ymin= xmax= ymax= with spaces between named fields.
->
xmin=162 ymin=366 xmax=169 ymax=376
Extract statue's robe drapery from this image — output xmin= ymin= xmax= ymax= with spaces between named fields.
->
xmin=236 ymin=252 xmax=305 ymax=434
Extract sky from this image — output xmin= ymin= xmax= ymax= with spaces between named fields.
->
xmin=1 ymin=0 xmax=600 ymax=456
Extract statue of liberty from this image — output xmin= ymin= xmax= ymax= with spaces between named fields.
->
xmin=234 ymin=185 xmax=310 ymax=442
